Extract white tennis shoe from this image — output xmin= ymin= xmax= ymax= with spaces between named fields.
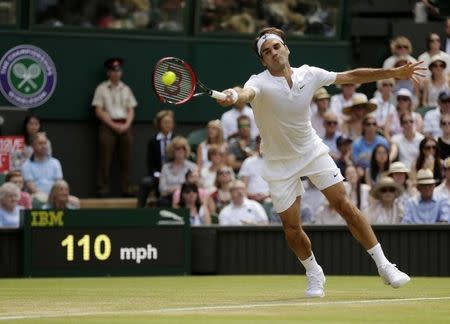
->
xmin=305 ymin=266 xmax=326 ymax=298
xmin=378 ymin=263 xmax=411 ymax=288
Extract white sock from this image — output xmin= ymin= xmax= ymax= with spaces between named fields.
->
xmin=299 ymin=253 xmax=321 ymax=272
xmin=367 ymin=243 xmax=390 ymax=268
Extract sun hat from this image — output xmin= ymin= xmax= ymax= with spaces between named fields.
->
xmin=416 ymin=169 xmax=437 ymax=185
xmin=314 ymin=87 xmax=330 ymax=100
xmin=428 ymin=54 xmax=447 ymax=69
xmin=370 ymin=176 xmax=404 ymax=199
xmin=342 ymin=93 xmax=377 ymax=115
xmin=387 ymin=161 xmax=410 ymax=175
xmin=396 ymin=88 xmax=413 ymax=99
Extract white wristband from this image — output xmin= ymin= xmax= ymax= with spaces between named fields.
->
xmin=227 ymin=88 xmax=239 ymax=104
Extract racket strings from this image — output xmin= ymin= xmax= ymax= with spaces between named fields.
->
xmin=154 ymin=61 xmax=194 ymax=104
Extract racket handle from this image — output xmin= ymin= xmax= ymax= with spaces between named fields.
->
xmin=210 ymin=90 xmax=227 ymax=100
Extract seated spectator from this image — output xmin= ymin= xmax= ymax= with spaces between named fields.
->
xmin=389 ymin=112 xmax=424 ymax=168
xmin=172 ymin=169 xmax=208 ymax=208
xmin=388 ymin=88 xmax=423 ymax=137
xmin=200 ymin=144 xmax=226 ymax=194
xmin=411 ymin=136 xmax=443 ymax=185
xmin=403 ymin=169 xmax=449 ymax=224
xmin=137 ymin=110 xmax=176 ymax=207
xmin=334 ymin=135 xmax=353 ymax=176
xmin=221 ymin=101 xmax=258 ymax=140
xmin=424 ymin=90 xmax=450 ymax=138
xmin=344 ymin=165 xmax=370 ymax=212
xmin=227 ymin=115 xmax=256 ymax=172
xmin=178 ymin=183 xmax=210 ymax=226
xmin=365 ymin=144 xmax=390 ymax=187
xmin=21 ymin=114 xmax=52 ymax=161
xmin=206 ymin=166 xmax=235 ymax=216
xmin=341 ymin=94 xmax=377 ymax=140
xmin=421 ymin=54 xmax=450 ymax=108
xmin=238 ymin=135 xmax=270 ymax=204
xmin=417 ymin=33 xmax=450 ymax=79
xmin=364 ymin=177 xmax=404 ymax=224
xmin=196 ymin=119 xmax=228 ymax=169
xmin=21 ymin=132 xmax=63 ymax=200
xmin=301 ymin=178 xmax=326 ymax=217
xmin=310 ymin=87 xmax=332 ymax=137
xmin=382 ymin=36 xmax=417 ymax=69
xmin=42 ymin=180 xmax=79 ymax=209
xmin=438 ymin=113 xmax=450 ymax=160
xmin=392 ymin=56 xmax=420 ymax=105
xmin=387 ymin=161 xmax=417 ymax=209
xmin=371 ymin=78 xmax=396 ymax=135
xmin=352 ymin=116 xmax=389 ymax=177
xmin=158 ymin=136 xmax=197 ymax=207
xmin=218 ymin=180 xmax=268 ymax=225
xmin=435 ymin=157 xmax=450 ymax=200
xmin=0 ymin=182 xmax=22 ymax=228
xmin=315 ymin=201 xmax=346 ymax=225
xmin=330 ymin=83 xmax=363 ymax=121
xmin=5 ymin=170 xmax=32 ymax=209
xmin=321 ymin=111 xmax=341 ymax=160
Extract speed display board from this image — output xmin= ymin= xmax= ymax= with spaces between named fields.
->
xmin=23 ymin=209 xmax=190 ymax=276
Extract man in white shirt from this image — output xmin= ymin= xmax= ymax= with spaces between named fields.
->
xmin=220 ymin=101 xmax=259 ymax=139
xmin=218 ymin=180 xmax=268 ymax=225
xmin=310 ymin=87 xmax=332 ymax=137
xmin=217 ymin=27 xmax=423 ymax=297
xmin=424 ymin=91 xmax=450 ymax=138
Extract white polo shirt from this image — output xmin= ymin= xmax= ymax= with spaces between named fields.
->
xmin=244 ymin=65 xmax=337 ymax=180
xmin=218 ymin=198 xmax=268 ymax=225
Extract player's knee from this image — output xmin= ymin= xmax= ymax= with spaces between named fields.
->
xmin=332 ymin=197 xmax=359 ymax=224
xmin=283 ymin=223 xmax=302 ymax=242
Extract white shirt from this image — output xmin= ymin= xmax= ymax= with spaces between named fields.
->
xmin=435 ymin=181 xmax=450 ymax=200
xmin=220 ymin=105 xmax=259 ymax=139
xmin=244 ymin=65 xmax=336 ymax=173
xmin=0 ymin=205 xmax=23 ymax=229
xmin=330 ymin=93 xmax=363 ymax=120
xmin=218 ymin=198 xmax=268 ymax=225
xmin=92 ymin=80 xmax=137 ymax=119
xmin=417 ymin=51 xmax=450 ymax=78
xmin=391 ymin=132 xmax=424 ymax=168
xmin=370 ymin=96 xmax=396 ymax=126
xmin=423 ymin=108 xmax=442 ymax=138
xmin=382 ymin=55 xmax=417 ymax=69
xmin=238 ymin=155 xmax=269 ymax=194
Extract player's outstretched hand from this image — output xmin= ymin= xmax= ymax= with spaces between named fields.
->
xmin=394 ymin=61 xmax=427 ymax=86
xmin=217 ymin=88 xmax=238 ymax=107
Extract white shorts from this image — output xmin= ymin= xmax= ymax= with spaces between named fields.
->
xmin=266 ymin=153 xmax=344 ymax=213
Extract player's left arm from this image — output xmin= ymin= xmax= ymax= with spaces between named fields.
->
xmin=335 ymin=62 xmax=426 ymax=86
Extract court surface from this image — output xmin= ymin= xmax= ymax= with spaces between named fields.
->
xmin=1 ymin=275 xmax=449 ymax=323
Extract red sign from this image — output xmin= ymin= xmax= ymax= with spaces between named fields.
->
xmin=0 ymin=136 xmax=25 ymax=172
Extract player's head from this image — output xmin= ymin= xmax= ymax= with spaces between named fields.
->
xmin=253 ymin=27 xmax=289 ymax=67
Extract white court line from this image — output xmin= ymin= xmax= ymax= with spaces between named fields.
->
xmin=1 ymin=296 xmax=450 ymax=321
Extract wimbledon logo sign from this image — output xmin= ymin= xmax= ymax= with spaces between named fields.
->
xmin=0 ymin=45 xmax=57 ymax=108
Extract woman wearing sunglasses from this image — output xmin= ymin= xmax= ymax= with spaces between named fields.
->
xmin=421 ymin=55 xmax=450 ymax=108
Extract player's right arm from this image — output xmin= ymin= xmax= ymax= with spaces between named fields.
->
xmin=217 ymin=87 xmax=255 ymax=107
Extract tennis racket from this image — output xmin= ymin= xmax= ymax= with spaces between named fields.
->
xmin=152 ymin=57 xmax=226 ymax=105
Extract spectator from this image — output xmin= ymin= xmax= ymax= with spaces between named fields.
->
xmin=386 ymin=161 xmax=417 ymax=209
xmin=417 ymin=33 xmax=450 ymax=79
xmin=21 ymin=114 xmax=52 ymax=161
xmin=270 ymin=202 xmax=314 ymax=225
xmin=403 ymin=169 xmax=449 ymax=224
xmin=321 ymin=111 xmax=341 ymax=160
xmin=334 ymin=135 xmax=353 ymax=176
xmin=382 ymin=36 xmax=417 ymax=69
xmin=412 ymin=136 xmax=443 ymax=185
xmin=388 ymin=88 xmax=423 ymax=136
xmin=43 ymin=180 xmax=79 ymax=209
xmin=310 ymin=87 xmax=332 ymax=137
xmin=343 ymin=165 xmax=370 ymax=212
xmin=178 ymin=183 xmax=211 ymax=226
xmin=92 ymin=57 xmax=137 ymax=197
xmin=21 ymin=132 xmax=63 ymax=199
xmin=364 ymin=177 xmax=404 ymax=224
xmin=435 ymin=157 xmax=450 ymax=199
xmin=200 ymin=144 xmax=227 ymax=194
xmin=196 ymin=119 xmax=228 ymax=169
xmin=365 ymin=144 xmax=390 ymax=188
xmin=239 ymin=135 xmax=270 ymax=204
xmin=389 ymin=112 xmax=424 ymax=168
xmin=438 ymin=113 xmax=450 ymax=160
xmin=220 ymin=101 xmax=258 ymax=140
xmin=172 ymin=169 xmax=208 ymax=208
xmin=352 ymin=116 xmax=389 ymax=175
xmin=206 ymin=166 xmax=235 ymax=216
xmin=445 ymin=18 xmax=450 ymax=55
xmin=424 ymin=90 xmax=450 ymax=138
xmin=421 ymin=54 xmax=450 ymax=108
xmin=371 ymin=78 xmax=396 ymax=137
xmin=330 ymin=83 xmax=363 ymax=121
xmin=341 ymin=94 xmax=377 ymax=140
xmin=5 ymin=170 xmax=31 ymax=209
xmin=137 ymin=110 xmax=176 ymax=207
xmin=315 ymin=200 xmax=346 ymax=225
xmin=158 ymin=136 xmax=197 ymax=207
xmin=218 ymin=180 xmax=268 ymax=225
xmin=0 ymin=182 xmax=22 ymax=228
xmin=227 ymin=115 xmax=257 ymax=172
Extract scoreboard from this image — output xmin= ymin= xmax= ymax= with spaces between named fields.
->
xmin=22 ymin=209 xmax=190 ymax=276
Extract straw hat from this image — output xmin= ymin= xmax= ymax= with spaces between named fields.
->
xmin=314 ymin=87 xmax=330 ymax=100
xmin=387 ymin=161 xmax=410 ymax=175
xmin=370 ymin=177 xmax=404 ymax=199
xmin=342 ymin=93 xmax=377 ymax=115
xmin=416 ymin=169 xmax=437 ymax=185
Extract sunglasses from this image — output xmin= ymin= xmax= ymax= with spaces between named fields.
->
xmin=430 ymin=63 xmax=445 ymax=68
xmin=424 ymin=145 xmax=436 ymax=150
xmin=441 ymin=121 xmax=450 ymax=126
xmin=382 ymin=83 xmax=393 ymax=87
xmin=402 ymin=119 xmax=414 ymax=125
xmin=364 ymin=122 xmax=377 ymax=126
xmin=326 ymin=121 xmax=338 ymax=125
xmin=218 ymin=170 xmax=231 ymax=175
xmin=396 ymin=45 xmax=409 ymax=49
xmin=397 ymin=96 xmax=410 ymax=101
xmin=238 ymin=124 xmax=250 ymax=129
xmin=380 ymin=187 xmax=396 ymax=193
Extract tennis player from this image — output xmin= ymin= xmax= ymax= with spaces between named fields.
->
xmin=218 ymin=27 xmax=425 ymax=298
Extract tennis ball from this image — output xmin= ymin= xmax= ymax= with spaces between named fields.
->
xmin=161 ymin=71 xmax=176 ymax=86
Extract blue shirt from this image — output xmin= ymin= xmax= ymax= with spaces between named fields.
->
xmin=402 ymin=195 xmax=449 ymax=224
xmin=0 ymin=206 xmax=22 ymax=228
xmin=352 ymin=135 xmax=389 ymax=170
xmin=21 ymin=155 xmax=63 ymax=194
